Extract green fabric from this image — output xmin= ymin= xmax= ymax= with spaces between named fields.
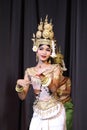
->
xmin=64 ymin=101 xmax=74 ymax=130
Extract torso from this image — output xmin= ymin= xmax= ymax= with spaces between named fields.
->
xmin=26 ymin=64 xmax=59 ymax=101
xmin=26 ymin=64 xmax=65 ymax=120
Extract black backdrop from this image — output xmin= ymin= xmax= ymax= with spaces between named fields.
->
xmin=0 ymin=0 xmax=87 ymax=130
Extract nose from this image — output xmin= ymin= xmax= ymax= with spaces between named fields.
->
xmin=42 ymin=50 xmax=47 ymax=55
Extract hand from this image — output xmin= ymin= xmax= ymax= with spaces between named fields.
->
xmin=17 ymin=79 xmax=30 ymax=87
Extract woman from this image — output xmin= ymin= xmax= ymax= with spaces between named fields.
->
xmin=15 ymin=16 xmax=66 ymax=130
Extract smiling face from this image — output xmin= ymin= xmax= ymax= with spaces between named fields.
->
xmin=37 ymin=44 xmax=51 ymax=62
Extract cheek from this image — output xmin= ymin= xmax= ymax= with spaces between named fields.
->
xmin=47 ymin=51 xmax=51 ymax=56
xmin=36 ymin=50 xmax=40 ymax=56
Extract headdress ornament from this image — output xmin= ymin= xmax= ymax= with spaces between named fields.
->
xmin=32 ymin=15 xmax=57 ymax=58
xmin=53 ymin=46 xmax=67 ymax=71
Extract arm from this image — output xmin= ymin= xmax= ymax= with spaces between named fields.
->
xmin=15 ymin=70 xmax=30 ymax=100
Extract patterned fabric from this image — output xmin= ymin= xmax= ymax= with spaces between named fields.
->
xmin=29 ymin=106 xmax=66 ymax=130
xmin=25 ymin=64 xmax=67 ymax=130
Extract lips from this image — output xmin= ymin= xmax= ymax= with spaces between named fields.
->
xmin=41 ymin=55 xmax=47 ymax=58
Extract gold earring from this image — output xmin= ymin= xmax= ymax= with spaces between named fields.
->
xmin=36 ymin=54 xmax=39 ymax=62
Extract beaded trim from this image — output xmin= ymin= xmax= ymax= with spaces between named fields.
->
xmin=33 ymin=98 xmax=63 ymax=119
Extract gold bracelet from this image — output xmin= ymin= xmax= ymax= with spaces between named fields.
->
xmin=15 ymin=85 xmax=24 ymax=93
xmin=41 ymin=76 xmax=51 ymax=87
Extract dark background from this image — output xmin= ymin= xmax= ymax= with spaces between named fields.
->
xmin=0 ymin=0 xmax=87 ymax=130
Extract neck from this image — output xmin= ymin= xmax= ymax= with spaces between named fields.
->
xmin=38 ymin=60 xmax=48 ymax=65
xmin=37 ymin=61 xmax=50 ymax=68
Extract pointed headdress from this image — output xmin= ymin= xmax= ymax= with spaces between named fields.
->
xmin=32 ymin=15 xmax=57 ymax=58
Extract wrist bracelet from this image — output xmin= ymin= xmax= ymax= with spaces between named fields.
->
xmin=41 ymin=76 xmax=51 ymax=87
xmin=15 ymin=85 xmax=24 ymax=93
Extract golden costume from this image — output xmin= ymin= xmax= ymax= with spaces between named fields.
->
xmin=16 ymin=15 xmax=67 ymax=130
xmin=25 ymin=64 xmax=66 ymax=130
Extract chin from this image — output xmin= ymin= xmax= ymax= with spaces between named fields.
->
xmin=41 ymin=60 xmax=47 ymax=62
xmin=41 ymin=59 xmax=48 ymax=62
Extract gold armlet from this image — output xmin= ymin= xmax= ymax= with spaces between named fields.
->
xmin=15 ymin=85 xmax=24 ymax=93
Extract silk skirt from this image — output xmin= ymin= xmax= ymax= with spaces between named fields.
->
xmin=29 ymin=105 xmax=66 ymax=130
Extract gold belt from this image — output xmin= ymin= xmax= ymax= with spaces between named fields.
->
xmin=33 ymin=97 xmax=60 ymax=110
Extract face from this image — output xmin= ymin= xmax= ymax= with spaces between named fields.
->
xmin=37 ymin=44 xmax=51 ymax=62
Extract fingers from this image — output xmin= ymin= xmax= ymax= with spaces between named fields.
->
xmin=17 ymin=79 xmax=30 ymax=87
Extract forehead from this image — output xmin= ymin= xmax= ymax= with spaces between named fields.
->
xmin=39 ymin=44 xmax=51 ymax=48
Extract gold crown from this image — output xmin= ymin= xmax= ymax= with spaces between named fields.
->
xmin=32 ymin=15 xmax=57 ymax=58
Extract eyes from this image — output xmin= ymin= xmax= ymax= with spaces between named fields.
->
xmin=38 ymin=46 xmax=51 ymax=52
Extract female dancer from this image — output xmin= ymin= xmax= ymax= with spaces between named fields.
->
xmin=15 ymin=16 xmax=66 ymax=130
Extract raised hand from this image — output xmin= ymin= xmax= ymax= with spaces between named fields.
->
xmin=17 ymin=79 xmax=30 ymax=88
